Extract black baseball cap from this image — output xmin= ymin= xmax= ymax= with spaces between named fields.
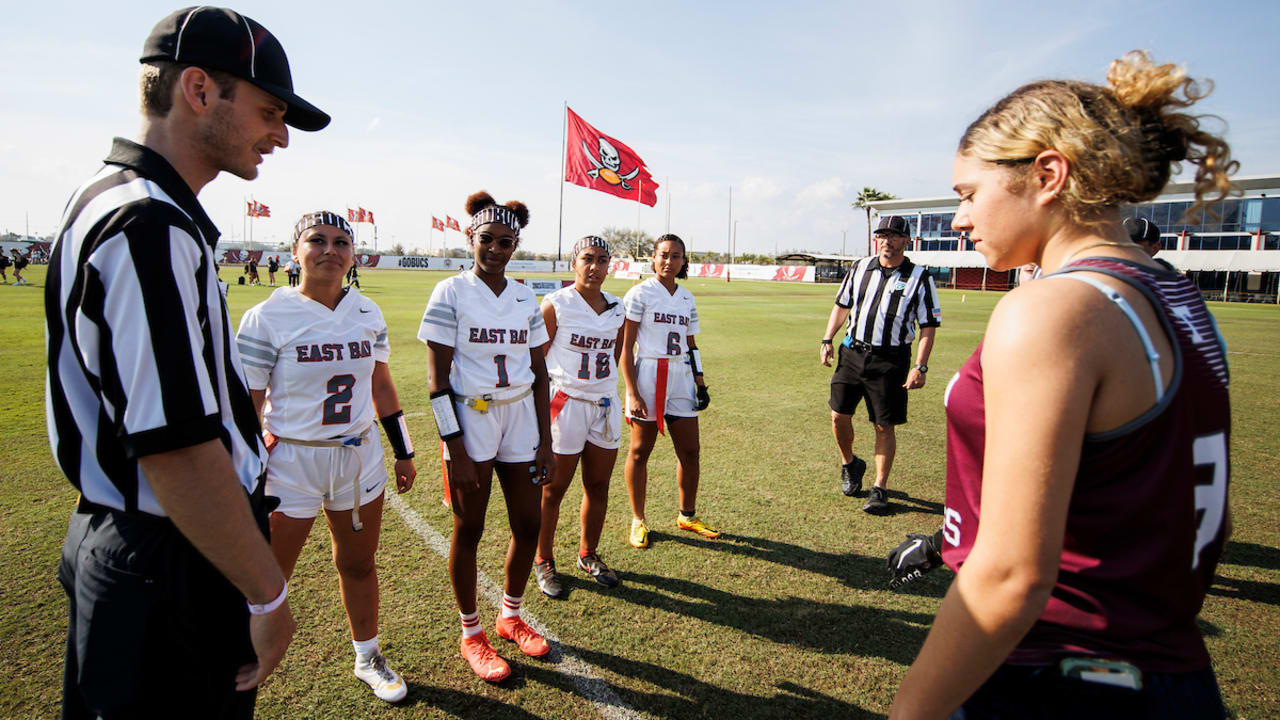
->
xmin=140 ymin=7 xmax=330 ymax=132
xmin=874 ymin=215 xmax=911 ymax=237
xmin=1124 ymin=217 xmax=1160 ymax=245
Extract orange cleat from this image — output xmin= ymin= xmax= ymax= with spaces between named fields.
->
xmin=461 ymin=631 xmax=511 ymax=682
xmin=495 ymin=615 xmax=550 ymax=658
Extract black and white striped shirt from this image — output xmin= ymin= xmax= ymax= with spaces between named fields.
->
xmin=45 ymin=138 xmax=266 ymax=516
xmin=834 ymin=256 xmax=942 ymax=348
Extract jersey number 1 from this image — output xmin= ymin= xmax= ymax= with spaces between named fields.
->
xmin=323 ymin=374 xmax=356 ymax=425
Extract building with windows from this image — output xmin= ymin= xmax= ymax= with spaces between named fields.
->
xmin=869 ymin=174 xmax=1280 ymax=301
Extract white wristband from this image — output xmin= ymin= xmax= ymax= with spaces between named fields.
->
xmin=247 ymin=580 xmax=287 ymax=616
xmin=688 ymin=348 xmax=703 ymax=376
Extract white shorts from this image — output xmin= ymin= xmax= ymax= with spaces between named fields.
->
xmin=550 ymin=385 xmax=622 ymax=454
xmin=265 ymin=432 xmax=388 ymax=519
xmin=444 ymin=392 xmax=540 ymax=464
xmin=627 ymin=357 xmax=697 ymax=421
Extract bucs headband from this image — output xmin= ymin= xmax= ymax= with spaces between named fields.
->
xmin=294 ymin=211 xmax=353 ymax=242
xmin=572 ymin=235 xmax=610 ymax=257
xmin=469 ymin=206 xmax=521 ymax=234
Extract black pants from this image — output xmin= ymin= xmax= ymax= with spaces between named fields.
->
xmin=58 ymin=509 xmax=258 ymax=720
xmin=951 ymin=662 xmax=1226 ymax=719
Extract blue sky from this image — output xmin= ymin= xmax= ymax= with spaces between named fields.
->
xmin=4 ymin=1 xmax=1278 ymax=257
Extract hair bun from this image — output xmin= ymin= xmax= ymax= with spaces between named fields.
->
xmin=465 ymin=191 xmax=496 ymax=216
xmin=504 ymin=201 xmax=529 ymax=228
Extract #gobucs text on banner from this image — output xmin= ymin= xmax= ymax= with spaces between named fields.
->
xmin=565 ymin=107 xmax=658 ymax=207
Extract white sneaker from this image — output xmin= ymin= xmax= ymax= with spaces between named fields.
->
xmin=354 ymin=651 xmax=408 ymax=702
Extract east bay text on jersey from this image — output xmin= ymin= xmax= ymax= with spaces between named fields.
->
xmin=295 ymin=340 xmax=375 ymax=363
xmin=569 ymin=333 xmax=616 ymax=350
xmin=468 ymin=328 xmax=530 ymax=344
xmin=652 ymin=312 xmax=689 ymax=326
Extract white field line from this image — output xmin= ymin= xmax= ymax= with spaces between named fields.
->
xmin=386 ymin=493 xmax=643 ymax=720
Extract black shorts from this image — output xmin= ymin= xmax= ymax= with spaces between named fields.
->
xmin=828 ymin=343 xmax=909 ymax=425
xmin=58 ymin=509 xmax=260 ymax=719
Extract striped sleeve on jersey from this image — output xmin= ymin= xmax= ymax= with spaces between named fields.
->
xmin=915 ymin=273 xmax=942 ymax=329
xmin=833 ymin=262 xmax=859 ymax=308
xmin=687 ymin=293 xmax=700 ymax=335
xmin=373 ymin=326 xmax=390 ymax=362
xmin=89 ymin=219 xmax=225 ymax=459
xmin=235 ymin=307 xmax=277 ymax=388
xmin=528 ymin=300 xmax=549 ymax=346
xmin=623 ymin=286 xmax=645 ymax=322
xmin=417 ymin=281 xmax=458 ymax=346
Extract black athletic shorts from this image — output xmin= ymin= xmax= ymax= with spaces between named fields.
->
xmin=828 ymin=342 xmax=909 ymax=425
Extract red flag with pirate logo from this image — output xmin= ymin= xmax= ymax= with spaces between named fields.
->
xmin=256 ymin=202 xmax=270 ymax=218
xmin=446 ymin=216 xmax=461 ymax=232
xmin=432 ymin=216 xmax=445 ymax=232
xmin=347 ymin=208 xmax=357 ymax=223
xmin=564 ymin=107 xmax=658 ymax=207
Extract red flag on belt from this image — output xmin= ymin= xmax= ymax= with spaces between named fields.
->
xmin=446 ymin=216 xmax=461 ymax=232
xmin=432 ymin=216 xmax=445 ymax=232
xmin=564 ymin=107 xmax=658 ymax=207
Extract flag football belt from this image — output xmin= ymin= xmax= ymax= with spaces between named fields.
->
xmin=550 ymin=390 xmax=616 ymax=442
xmin=273 ymin=426 xmax=374 ymax=532
xmin=461 ymin=387 xmax=533 ymax=414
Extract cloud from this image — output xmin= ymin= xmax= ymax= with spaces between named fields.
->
xmin=739 ymin=176 xmax=783 ymax=202
xmin=794 ymin=176 xmax=847 ymax=208
xmin=365 ymin=117 xmax=382 ymax=134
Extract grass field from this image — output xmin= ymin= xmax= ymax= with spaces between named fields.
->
xmin=1 ymin=266 xmax=1277 ymax=719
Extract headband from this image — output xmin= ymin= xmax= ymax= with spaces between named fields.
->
xmin=294 ymin=211 xmax=353 ymax=243
xmin=469 ymin=206 xmax=521 ymax=234
xmin=572 ymin=235 xmax=610 ymax=257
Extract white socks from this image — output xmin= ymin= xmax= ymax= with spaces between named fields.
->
xmin=501 ymin=594 xmax=522 ymax=619
xmin=460 ymin=610 xmax=482 ymax=638
xmin=353 ymin=635 xmax=380 ymax=661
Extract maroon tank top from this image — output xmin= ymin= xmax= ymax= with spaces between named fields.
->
xmin=941 ymin=258 xmax=1230 ymax=672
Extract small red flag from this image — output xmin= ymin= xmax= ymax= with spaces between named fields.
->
xmin=446 ymin=216 xmax=461 ymax=232
xmin=356 ymin=207 xmax=368 ymax=223
xmin=257 ymin=203 xmax=270 ymax=218
xmin=348 ymin=208 xmax=357 ymax=223
xmin=432 ymin=216 xmax=445 ymax=232
xmin=366 ymin=210 xmax=375 ymax=224
xmin=564 ymin=107 xmax=658 ymax=207
xmin=246 ymin=201 xmax=256 ymax=217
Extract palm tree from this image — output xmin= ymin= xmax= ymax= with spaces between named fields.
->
xmin=852 ymin=187 xmax=897 ymax=256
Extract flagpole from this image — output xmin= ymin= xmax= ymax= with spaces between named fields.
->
xmin=665 ymin=176 xmax=671 ymax=236
xmin=557 ymin=102 xmax=567 ymax=265
xmin=726 ymin=186 xmax=732 ymax=262
xmin=636 ymin=177 xmax=643 ymax=238
xmin=242 ymin=197 xmax=246 ymax=250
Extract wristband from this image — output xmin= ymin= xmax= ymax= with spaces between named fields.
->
xmin=380 ymin=409 xmax=415 ymax=459
xmin=247 ymin=580 xmax=287 ymax=615
xmin=688 ymin=348 xmax=704 ymax=376
xmin=821 ymin=339 xmax=833 ymax=345
xmin=430 ymin=389 xmax=463 ymax=440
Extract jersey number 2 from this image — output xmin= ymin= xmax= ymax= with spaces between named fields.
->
xmin=323 ymin=374 xmax=356 ymax=425
xmin=577 ymin=352 xmax=611 ymax=380
xmin=1192 ymin=431 xmax=1228 ymax=570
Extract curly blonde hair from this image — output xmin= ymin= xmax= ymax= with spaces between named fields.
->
xmin=958 ymin=51 xmax=1236 ymax=229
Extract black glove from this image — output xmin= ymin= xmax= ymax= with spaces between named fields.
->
xmin=695 ymin=385 xmax=711 ymax=411
xmin=886 ymin=529 xmax=943 ymax=590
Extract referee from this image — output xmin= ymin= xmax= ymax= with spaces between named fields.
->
xmin=820 ymin=216 xmax=941 ymax=515
xmin=46 ymin=8 xmax=329 ymax=718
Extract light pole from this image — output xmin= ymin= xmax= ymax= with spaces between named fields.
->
xmin=732 ymin=220 xmax=738 ymax=265
xmin=842 ymin=230 xmax=847 ymax=256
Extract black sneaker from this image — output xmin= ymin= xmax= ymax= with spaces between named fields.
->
xmin=841 ymin=457 xmax=867 ymax=497
xmin=863 ymin=486 xmax=889 ymax=515
xmin=577 ymin=552 xmax=620 ymax=588
xmin=535 ymin=558 xmax=563 ymax=598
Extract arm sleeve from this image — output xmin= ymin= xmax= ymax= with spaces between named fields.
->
xmin=917 ymin=275 xmax=942 ymax=328
xmin=834 ymin=264 xmax=857 ymax=309
xmin=89 ymin=221 xmax=225 ymax=457
xmin=235 ymin=305 xmax=278 ymax=390
xmin=623 ymin=286 xmax=645 ymax=322
xmin=417 ymin=280 xmax=458 ymax=346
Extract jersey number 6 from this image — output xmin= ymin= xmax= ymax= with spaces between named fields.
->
xmin=323 ymin=374 xmax=356 ymax=425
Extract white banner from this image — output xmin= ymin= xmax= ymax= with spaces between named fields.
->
xmin=609 ymin=260 xmax=814 ymax=282
xmin=379 ymin=256 xmax=563 ymax=272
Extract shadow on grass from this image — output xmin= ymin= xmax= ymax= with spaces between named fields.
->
xmin=1207 ymin=574 xmax=1280 ymax=606
xmin=611 ymin=570 xmax=932 ymax=664
xmin=654 ymin=531 xmax=951 ymax=599
xmin=1221 ymin=540 xmax=1280 ymax=571
xmin=526 ymin=642 xmax=883 ymax=720
xmin=397 ymin=681 xmax=540 ymax=718
xmin=882 ymin=489 xmax=944 ymax=517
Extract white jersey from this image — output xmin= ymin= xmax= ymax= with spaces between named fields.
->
xmin=237 ymin=287 xmax=390 ymax=440
xmin=622 ymin=277 xmax=700 ymax=359
xmin=418 ymin=271 xmax=549 ymax=398
xmin=544 ymin=287 xmax=625 ymax=397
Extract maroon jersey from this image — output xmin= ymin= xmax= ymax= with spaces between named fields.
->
xmin=941 ymin=258 xmax=1230 ymax=672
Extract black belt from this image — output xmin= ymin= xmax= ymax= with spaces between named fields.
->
xmin=75 ymin=472 xmax=270 ymax=517
xmin=847 ymin=340 xmax=906 ymax=355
